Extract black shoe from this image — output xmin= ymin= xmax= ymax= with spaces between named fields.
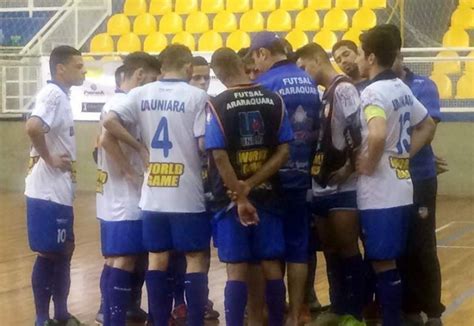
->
xmin=126 ymin=306 xmax=148 ymax=323
xmin=425 ymin=318 xmax=443 ymax=326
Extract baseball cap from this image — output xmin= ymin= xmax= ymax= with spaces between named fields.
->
xmin=247 ymin=31 xmax=281 ymax=54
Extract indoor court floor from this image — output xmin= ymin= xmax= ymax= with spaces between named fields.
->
xmin=1 ymin=191 xmax=473 ymax=325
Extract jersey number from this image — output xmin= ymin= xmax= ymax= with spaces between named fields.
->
xmin=57 ymin=229 xmax=66 ymax=244
xmin=151 ymin=117 xmax=173 ymax=158
xmin=397 ymin=112 xmax=411 ymax=154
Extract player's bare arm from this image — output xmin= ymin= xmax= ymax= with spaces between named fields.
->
xmin=410 ymin=116 xmax=436 ymax=158
xmin=357 ymin=115 xmax=386 ymax=176
xmin=103 ymin=111 xmax=149 ymax=168
xmin=26 ymin=116 xmax=72 ymax=172
xmin=245 ymin=143 xmax=289 ymax=189
xmin=211 ymin=149 xmax=259 ymax=226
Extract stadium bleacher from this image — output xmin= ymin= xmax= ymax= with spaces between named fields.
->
xmin=0 ymin=11 xmax=54 ymax=46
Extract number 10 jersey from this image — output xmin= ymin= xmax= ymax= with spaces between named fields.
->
xmin=111 ymin=79 xmax=208 ymax=213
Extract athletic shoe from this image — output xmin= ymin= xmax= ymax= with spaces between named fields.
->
xmin=308 ymin=298 xmax=323 ymax=312
xmin=55 ymin=315 xmax=86 ymax=326
xmin=402 ymin=313 xmax=424 ymax=326
xmin=172 ymin=303 xmax=187 ymax=321
xmin=204 ymin=300 xmax=220 ymax=320
xmin=42 ymin=320 xmax=59 ymax=326
xmin=309 ymin=311 xmax=340 ymax=326
xmin=425 ymin=318 xmax=443 ymax=326
xmin=126 ymin=306 xmax=148 ymax=323
xmin=338 ymin=315 xmax=366 ymax=326
xmin=95 ymin=310 xmax=103 ymax=325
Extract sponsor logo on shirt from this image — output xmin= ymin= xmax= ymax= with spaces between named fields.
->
xmin=28 ymin=156 xmax=40 ymax=174
xmin=237 ymin=149 xmax=268 ymax=177
xmin=389 ymin=156 xmax=410 ymax=179
xmin=147 ymin=162 xmax=184 ymax=187
xmin=96 ymin=169 xmax=108 ymax=194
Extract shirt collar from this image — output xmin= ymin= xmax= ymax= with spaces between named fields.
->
xmin=160 ymin=78 xmax=188 ymax=83
xmin=47 ymin=80 xmax=69 ymax=95
xmin=269 ymin=59 xmax=292 ymax=70
xmin=403 ymin=67 xmax=415 ymax=84
xmin=115 ymin=88 xmax=126 ymax=94
xmin=370 ymin=69 xmax=398 ymax=83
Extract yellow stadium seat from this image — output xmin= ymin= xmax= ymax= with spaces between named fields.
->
xmin=185 ymin=12 xmax=210 ymax=33
xmin=324 ymin=8 xmax=349 ymax=31
xmin=459 ymin=0 xmax=474 ymax=8
xmin=442 ymin=27 xmax=469 ymax=47
xmin=267 ymin=9 xmax=292 ymax=32
xmin=201 ymin=0 xmax=225 ymax=13
xmin=353 ymin=7 xmax=377 ymax=30
xmin=342 ymin=28 xmax=362 ymax=45
xmin=295 ymin=9 xmax=320 ymax=31
xmin=133 ymin=13 xmax=157 ymax=35
xmin=149 ymin=0 xmax=172 ymax=15
xmin=213 ymin=11 xmax=238 ymax=32
xmin=432 ymin=51 xmax=461 ymax=75
xmin=226 ymin=0 xmax=250 ymax=13
xmin=429 ymin=74 xmax=452 ymax=99
xmin=252 ymin=0 xmax=276 ymax=12
xmin=308 ymin=0 xmax=332 ymax=10
xmin=451 ymin=7 xmax=474 ymax=29
xmin=285 ymin=29 xmax=309 ymax=50
xmin=159 ymin=12 xmax=183 ymax=34
xmin=175 ymin=0 xmax=198 ymax=14
xmin=123 ymin=0 xmax=147 ymax=16
xmin=336 ymin=0 xmax=360 ymax=10
xmin=280 ymin=0 xmax=304 ymax=11
xmin=172 ymin=31 xmax=196 ymax=50
xmin=117 ymin=33 xmax=142 ymax=53
xmin=464 ymin=51 xmax=474 ymax=74
xmin=198 ymin=31 xmax=223 ymax=51
xmin=107 ymin=14 xmax=131 ymax=36
xmin=456 ymin=74 xmax=474 ymax=98
xmin=313 ymin=29 xmax=338 ymax=50
xmin=240 ymin=10 xmax=265 ymax=32
xmin=144 ymin=32 xmax=168 ymax=52
xmin=226 ymin=30 xmax=251 ymax=51
xmin=90 ymin=33 xmax=114 ymax=53
xmin=362 ymin=0 xmax=386 ymax=8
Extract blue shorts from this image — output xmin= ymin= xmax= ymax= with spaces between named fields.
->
xmin=282 ymin=189 xmax=309 ymax=263
xmin=216 ymin=207 xmax=285 ymax=263
xmin=100 ymin=220 xmax=145 ymax=256
xmin=360 ymin=205 xmax=412 ymax=260
xmin=142 ymin=211 xmax=211 ymax=253
xmin=312 ymin=191 xmax=357 ymax=218
xmin=26 ymin=197 xmax=74 ymax=253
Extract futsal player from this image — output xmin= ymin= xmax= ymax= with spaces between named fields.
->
xmin=247 ymin=31 xmax=320 ymax=326
xmin=295 ymin=43 xmax=365 ymax=325
xmin=332 ymin=40 xmax=370 ymax=91
xmin=25 ymin=45 xmax=86 ymax=326
xmin=355 ymin=26 xmax=436 ymax=326
xmin=103 ymin=44 xmax=210 ymax=326
xmin=387 ymin=24 xmax=446 ymax=326
xmin=96 ymin=52 xmax=161 ymax=326
xmin=206 ymin=47 xmax=293 ymax=326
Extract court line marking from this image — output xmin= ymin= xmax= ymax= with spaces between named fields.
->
xmin=452 ymin=221 xmax=474 ymax=225
xmin=443 ymin=287 xmax=474 ymax=318
xmin=437 ymin=245 xmax=474 ymax=249
xmin=435 ymin=222 xmax=454 ymax=233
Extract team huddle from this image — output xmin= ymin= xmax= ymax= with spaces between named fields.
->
xmin=25 ymin=23 xmax=446 ymax=326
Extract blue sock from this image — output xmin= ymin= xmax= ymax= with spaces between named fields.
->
xmin=342 ymin=254 xmax=365 ymax=320
xmin=52 ymin=256 xmax=71 ymax=321
xmin=170 ymin=252 xmax=186 ymax=307
xmin=325 ymin=252 xmax=344 ymax=314
xmin=146 ymin=270 xmax=172 ymax=325
xmin=108 ymin=268 xmax=132 ymax=326
xmin=364 ymin=257 xmax=377 ymax=305
xmin=376 ymin=269 xmax=402 ymax=326
xmin=100 ymin=264 xmax=112 ymax=326
xmin=129 ymin=268 xmax=145 ymax=310
xmin=32 ymin=256 xmax=55 ymax=326
xmin=185 ymin=273 xmax=208 ymax=326
xmin=224 ymin=280 xmax=247 ymax=326
xmin=265 ymin=279 xmax=285 ymax=326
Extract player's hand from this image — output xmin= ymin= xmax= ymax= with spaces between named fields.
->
xmin=435 ymin=155 xmax=449 ymax=175
xmin=137 ymin=144 xmax=149 ymax=170
xmin=237 ymin=200 xmax=259 ymax=226
xmin=123 ymin=165 xmax=142 ymax=189
xmin=48 ymin=154 xmax=72 ymax=172
xmin=226 ymin=180 xmax=251 ymax=202
xmin=356 ymin=154 xmax=375 ymax=176
xmin=328 ymin=160 xmax=353 ymax=186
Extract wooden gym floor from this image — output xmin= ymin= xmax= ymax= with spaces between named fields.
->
xmin=0 ymin=191 xmax=473 ymax=325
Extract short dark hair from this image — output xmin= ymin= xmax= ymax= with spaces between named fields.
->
xmin=237 ymin=47 xmax=249 ymax=58
xmin=211 ymin=47 xmax=243 ymax=81
xmin=378 ymin=24 xmax=402 ymax=50
xmin=122 ymin=51 xmax=161 ymax=78
xmin=360 ymin=26 xmax=398 ymax=68
xmin=332 ymin=40 xmax=358 ymax=58
xmin=49 ymin=45 xmax=81 ymax=76
xmin=266 ymin=39 xmax=287 ymax=56
xmin=192 ymin=56 xmax=209 ymax=67
xmin=295 ymin=42 xmax=330 ymax=63
xmin=114 ymin=65 xmax=125 ymax=88
xmin=159 ymin=44 xmax=193 ymax=72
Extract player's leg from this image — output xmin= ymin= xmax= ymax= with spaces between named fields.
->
xmin=215 ymin=207 xmax=252 ymax=326
xmin=127 ymin=254 xmax=148 ymax=323
xmin=361 ymin=206 xmax=411 ymax=326
xmin=203 ymin=245 xmax=220 ymax=320
xmin=172 ymin=212 xmax=211 ymax=326
xmin=282 ymin=190 xmax=309 ymax=326
xmin=247 ymin=264 xmax=266 ymax=326
xmin=169 ymin=251 xmax=187 ymax=321
xmin=142 ymin=211 xmax=174 ymax=325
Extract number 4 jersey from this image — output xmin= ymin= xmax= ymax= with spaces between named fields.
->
xmin=111 ymin=79 xmax=208 ymax=213
xmin=358 ymin=71 xmax=428 ymax=210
